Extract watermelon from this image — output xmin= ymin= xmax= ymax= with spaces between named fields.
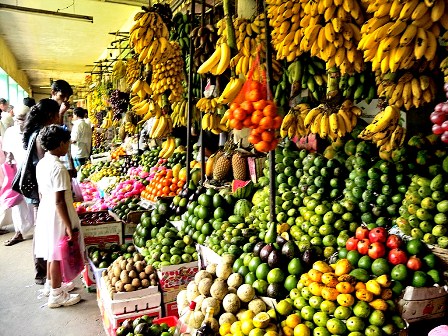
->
xmin=232 ymin=180 xmax=254 ymax=199
xmin=234 ymin=199 xmax=252 ymax=217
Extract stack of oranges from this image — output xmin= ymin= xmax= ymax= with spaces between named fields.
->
xmin=224 ymin=81 xmax=281 ymax=152
xmin=141 ymin=169 xmax=186 ymax=201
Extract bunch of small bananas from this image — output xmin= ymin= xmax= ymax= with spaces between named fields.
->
xmin=358 ymin=0 xmax=446 ymax=74
xmin=377 ymin=71 xmax=436 ymax=110
xmin=217 ymin=77 xmax=245 ymax=105
xmin=358 ymin=105 xmax=406 ymax=151
xmin=339 ymin=66 xmax=377 ymax=103
xmin=132 ymin=99 xmax=161 ymax=124
xmin=280 ymin=103 xmax=311 ymax=139
xmin=100 ymin=110 xmax=114 ymax=129
xmin=130 ymin=78 xmax=152 ymax=100
xmin=286 ymin=55 xmax=327 ymax=101
xmin=158 ymin=136 xmax=176 ymax=158
xmin=111 ymin=60 xmax=126 ymax=80
xmin=440 ymin=56 xmax=448 ymax=82
xmin=149 ymin=113 xmax=173 ymax=139
xmin=267 ymin=0 xmax=303 ymax=62
xmin=196 ymin=97 xmax=222 ymax=113
xmin=202 ymin=112 xmax=229 ymax=134
xmin=129 ymin=10 xmax=171 ymax=65
xmin=303 ymin=100 xmax=361 ymax=141
xmin=190 ymin=24 xmax=218 ymax=70
xmin=150 ymin=41 xmax=185 ymax=103
xmin=126 ymin=58 xmax=141 ymax=87
xmin=171 ymin=99 xmax=188 ymax=127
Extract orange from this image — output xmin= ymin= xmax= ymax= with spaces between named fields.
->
xmin=273 ymin=115 xmax=282 ymax=129
xmin=246 ymin=89 xmax=262 ymax=102
xmin=230 ymin=102 xmax=240 ymax=111
xmin=233 ymin=108 xmax=247 ymax=121
xmin=243 ymin=117 xmax=253 ymax=128
xmin=230 ymin=119 xmax=243 ymax=130
xmin=253 ymin=100 xmax=268 ymax=110
xmin=263 ymin=104 xmax=277 ymax=117
xmin=248 ymin=133 xmax=261 ymax=145
xmin=261 ymin=131 xmax=275 ymax=142
xmin=259 ymin=116 xmax=274 ymax=130
xmin=254 ymin=141 xmax=270 ymax=152
xmin=241 ymin=101 xmax=254 ymax=113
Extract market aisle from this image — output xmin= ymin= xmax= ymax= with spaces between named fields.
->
xmin=0 ymin=228 xmax=105 ymax=336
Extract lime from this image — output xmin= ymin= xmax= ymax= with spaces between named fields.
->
xmin=256 ymin=263 xmax=270 ymax=280
xmin=284 ymin=275 xmax=299 ymax=292
xmin=406 ymin=239 xmax=425 ymax=255
xmin=412 ymin=271 xmax=427 ymax=287
xmin=267 ymin=268 xmax=285 ymax=284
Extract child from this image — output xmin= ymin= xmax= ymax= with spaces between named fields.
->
xmin=34 ymin=125 xmax=83 ymax=308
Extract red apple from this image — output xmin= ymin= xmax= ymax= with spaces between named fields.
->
xmin=407 ymin=256 xmax=423 ymax=271
xmin=346 ymin=237 xmax=359 ymax=251
xmin=386 ymin=235 xmax=402 ymax=250
xmin=356 ymin=227 xmax=370 ymax=240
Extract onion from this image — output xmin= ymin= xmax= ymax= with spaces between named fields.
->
xmin=432 ymin=123 xmax=444 ymax=135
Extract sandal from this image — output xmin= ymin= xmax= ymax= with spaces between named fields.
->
xmin=4 ymin=233 xmax=24 ymax=246
xmin=0 ymin=229 xmax=9 ymax=235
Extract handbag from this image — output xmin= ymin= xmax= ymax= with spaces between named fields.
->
xmin=58 ymin=230 xmax=84 ymax=283
xmin=11 ymin=132 xmax=39 ymax=200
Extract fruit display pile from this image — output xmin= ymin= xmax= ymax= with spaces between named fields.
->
xmin=115 ymin=316 xmax=174 ymax=336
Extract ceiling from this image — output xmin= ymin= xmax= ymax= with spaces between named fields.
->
xmin=0 ymin=0 xmax=149 ymax=96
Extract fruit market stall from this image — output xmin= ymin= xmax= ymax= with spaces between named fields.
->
xmin=68 ymin=0 xmax=448 ymax=334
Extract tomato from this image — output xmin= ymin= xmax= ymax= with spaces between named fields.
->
xmin=355 ymin=227 xmax=370 ymax=240
xmin=346 ymin=237 xmax=359 ymax=251
xmin=386 ymin=234 xmax=402 ymax=250
xmin=406 ymin=256 xmax=422 ymax=271
xmin=387 ymin=248 xmax=408 ymax=265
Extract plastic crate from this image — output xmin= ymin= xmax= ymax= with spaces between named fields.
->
xmin=153 ymin=316 xmax=178 ymax=328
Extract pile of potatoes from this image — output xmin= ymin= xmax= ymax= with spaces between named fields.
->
xmin=177 ymin=254 xmax=268 ymax=333
xmin=102 ymin=254 xmax=158 ymax=296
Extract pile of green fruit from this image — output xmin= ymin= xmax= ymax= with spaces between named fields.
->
xmin=88 ymin=243 xmax=137 ymax=269
xmin=139 ymin=148 xmax=161 ymax=169
xmin=112 ymin=197 xmax=146 ymax=220
xmin=116 ymin=316 xmax=174 ymax=336
xmin=165 ymin=151 xmax=186 ymax=169
xmin=140 ymin=223 xmax=198 ymax=269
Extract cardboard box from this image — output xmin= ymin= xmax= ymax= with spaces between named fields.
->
xmin=80 ymin=210 xmax=123 ymax=246
xmin=81 ymin=263 xmax=97 ymax=292
xmin=398 ymin=286 xmax=448 ymax=322
xmin=90 ymin=152 xmax=111 ymax=164
xmin=161 ymin=285 xmax=186 ymax=318
xmin=157 ymin=261 xmax=199 ymax=291
xmin=197 ymin=245 xmax=222 ymax=269
xmin=99 ymin=297 xmax=162 ymax=336
xmin=101 ymin=277 xmax=159 ymax=301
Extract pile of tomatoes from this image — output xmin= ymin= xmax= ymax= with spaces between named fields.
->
xmin=141 ymin=168 xmax=185 ymax=201
xmin=226 ymin=81 xmax=281 ymax=152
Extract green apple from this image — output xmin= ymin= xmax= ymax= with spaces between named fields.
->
xmin=365 ymin=325 xmax=382 ymax=336
xmin=432 ymin=224 xmax=447 ymax=237
xmin=309 ymin=296 xmax=324 ymax=309
xmin=326 ymin=318 xmax=347 ymax=334
xmin=293 ymin=297 xmax=308 ymax=310
xmin=423 ymin=233 xmax=437 ymax=244
xmin=437 ymin=236 xmax=448 ymax=248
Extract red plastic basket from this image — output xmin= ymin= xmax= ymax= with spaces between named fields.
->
xmin=153 ymin=316 xmax=178 ymax=328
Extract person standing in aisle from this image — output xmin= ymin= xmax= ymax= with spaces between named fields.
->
xmin=22 ymin=99 xmax=63 ymax=284
xmin=23 ymin=97 xmax=36 ymax=108
xmin=71 ymin=107 xmax=92 ymax=168
xmin=2 ymin=105 xmax=33 ymax=246
xmin=34 ymin=125 xmax=82 ymax=308
xmin=0 ymin=98 xmax=13 ymax=133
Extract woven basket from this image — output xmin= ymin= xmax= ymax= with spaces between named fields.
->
xmin=428 ymin=244 xmax=448 ymax=269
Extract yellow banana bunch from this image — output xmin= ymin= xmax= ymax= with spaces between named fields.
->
xmin=171 ymin=99 xmax=188 ymax=127
xmin=150 ymin=41 xmax=185 ymax=103
xmin=377 ymin=71 xmax=436 ymax=110
xmin=294 ymin=0 xmax=365 ymax=74
xmin=126 ymin=58 xmax=141 ymax=86
xmin=440 ymin=56 xmax=448 ymax=82
xmin=303 ymin=100 xmax=360 ymax=140
xmin=358 ymin=105 xmax=402 ymax=147
xmin=149 ymin=114 xmax=173 ymax=139
xmin=158 ymin=136 xmax=176 ymax=159
xmin=130 ymin=78 xmax=153 ymax=101
xmin=218 ymin=77 xmax=245 ymax=105
xmin=100 ymin=110 xmax=114 ymax=129
xmin=201 ymin=112 xmax=228 ymax=134
xmin=129 ymin=10 xmax=171 ymax=66
xmin=196 ymin=97 xmax=221 ymax=113
xmin=280 ymin=103 xmax=310 ymax=139
xmin=124 ymin=121 xmax=137 ymax=135
xmin=267 ymin=0 xmax=303 ymax=62
xmin=359 ymin=0 xmax=444 ymax=74
xmin=112 ymin=60 xmax=126 ymax=80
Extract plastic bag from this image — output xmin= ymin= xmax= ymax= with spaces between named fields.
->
xmin=0 ymin=163 xmax=24 ymax=209
xmin=58 ymin=230 xmax=84 ymax=283
xmin=71 ymin=178 xmax=84 ymax=202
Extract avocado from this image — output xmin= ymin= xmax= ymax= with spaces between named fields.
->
xmin=281 ymin=241 xmax=298 ymax=259
xmin=276 ymin=235 xmax=287 ymax=246
xmin=133 ymin=323 xmax=149 ymax=335
xmin=260 ymin=244 xmax=274 ymax=263
xmin=302 ymin=248 xmax=318 ymax=267
xmin=267 ymin=250 xmax=281 ymax=268
xmin=253 ymin=242 xmax=265 ymax=257
xmin=267 ymin=282 xmax=284 ymax=299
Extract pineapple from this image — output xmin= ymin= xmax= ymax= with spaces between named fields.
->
xmin=213 ymin=153 xmax=231 ymax=181
xmin=232 ymin=151 xmax=247 ymax=180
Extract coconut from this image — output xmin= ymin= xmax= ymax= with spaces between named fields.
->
xmin=222 ymin=293 xmax=241 ymax=314
xmin=201 ymin=297 xmax=220 ymax=316
xmin=219 ymin=312 xmax=237 ymax=326
xmin=206 ymin=263 xmax=217 ymax=275
xmin=186 ymin=282 xmax=200 ymax=302
xmin=198 ymin=278 xmax=213 ymax=296
xmin=189 ymin=311 xmax=204 ymax=329
xmin=237 ymin=284 xmax=255 ymax=303
xmin=195 ymin=270 xmax=213 ymax=285
xmin=210 ymin=279 xmax=228 ymax=300
xmin=227 ymin=273 xmax=243 ymax=288
xmin=222 ymin=254 xmax=235 ymax=264
xmin=216 ymin=263 xmax=232 ymax=280
xmin=248 ymin=298 xmax=267 ymax=315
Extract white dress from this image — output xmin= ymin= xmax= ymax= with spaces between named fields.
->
xmin=34 ymin=153 xmax=82 ymax=261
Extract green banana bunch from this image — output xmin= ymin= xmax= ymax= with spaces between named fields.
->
xmin=169 ymin=12 xmax=195 ymax=56
xmin=339 ymin=64 xmax=377 ymax=104
xmin=274 ymin=70 xmax=291 ymax=110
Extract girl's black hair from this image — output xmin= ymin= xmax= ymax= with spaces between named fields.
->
xmin=51 ymin=80 xmax=73 ymax=96
xmin=22 ymin=98 xmax=60 ymax=149
xmin=38 ymin=125 xmax=71 ymax=151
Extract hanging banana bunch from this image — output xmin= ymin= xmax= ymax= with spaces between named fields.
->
xmin=149 ymin=113 xmax=173 ymax=139
xmin=376 ymin=71 xmax=436 ymax=110
xmin=196 ymin=97 xmax=222 ymax=113
xmin=130 ymin=78 xmax=153 ymax=103
xmin=100 ymin=110 xmax=114 ymax=129
xmin=112 ymin=60 xmax=126 ymax=80
xmin=158 ymin=136 xmax=176 ymax=159
xmin=303 ymin=100 xmax=362 ymax=141
xmin=217 ymin=77 xmax=245 ymax=105
xmin=126 ymin=58 xmax=141 ymax=87
xmin=358 ymin=0 xmax=447 ymax=74
xmin=280 ymin=103 xmax=311 ymax=139
xmin=358 ymin=104 xmax=406 ymax=152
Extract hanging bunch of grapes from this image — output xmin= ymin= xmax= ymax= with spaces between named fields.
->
xmin=109 ymin=89 xmax=129 ymax=120
xmin=430 ymin=83 xmax=448 ymax=144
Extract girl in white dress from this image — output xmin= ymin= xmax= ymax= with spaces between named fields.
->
xmin=34 ymin=125 xmax=83 ymax=308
